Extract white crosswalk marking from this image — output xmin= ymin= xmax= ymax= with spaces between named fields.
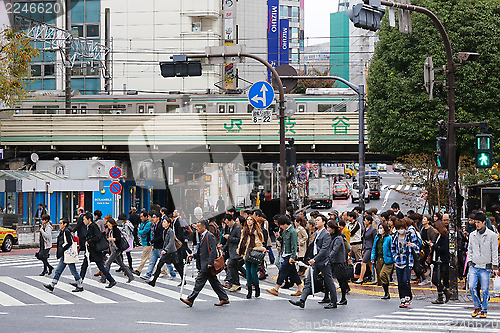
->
xmin=396 ymin=185 xmax=403 ymax=190
xmin=68 ymin=277 xmax=163 ymax=303
xmin=112 ymin=275 xmax=205 ymax=302
xmin=0 ymin=290 xmax=26 ymax=306
xmin=304 ymin=304 xmax=500 ymax=332
xmin=28 ymin=276 xmax=116 ymax=304
xmin=404 ymin=185 xmax=411 ymax=190
xmin=0 ymin=276 xmax=72 ymax=305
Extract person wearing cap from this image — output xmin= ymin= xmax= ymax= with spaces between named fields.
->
xmin=468 ymin=212 xmax=500 ymax=318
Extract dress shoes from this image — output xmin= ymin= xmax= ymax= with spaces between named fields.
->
xmin=43 ymin=284 xmax=54 ymax=292
xmin=214 ymin=299 xmax=229 ymax=306
xmin=318 ymin=298 xmax=330 ymax=304
xmin=290 ymin=291 xmax=302 ymax=297
xmin=180 ymin=298 xmax=193 ymax=307
xmin=266 ymin=288 xmax=279 ymax=296
xmin=133 ymin=270 xmax=140 ymax=276
xmin=39 ymin=271 xmax=47 ymax=276
xmin=72 ymin=287 xmax=84 ymax=292
xmin=324 ymin=303 xmax=337 ymax=309
xmin=337 ymin=299 xmax=348 ymax=305
xmin=47 ymin=267 xmax=53 ymax=275
xmin=105 ymin=281 xmax=117 ymax=289
xmin=148 ymin=280 xmax=155 ymax=287
xmin=289 ymin=299 xmax=305 ymax=308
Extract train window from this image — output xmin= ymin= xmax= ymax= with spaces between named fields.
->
xmin=71 ymin=106 xmax=78 ymax=114
xmin=166 ymin=105 xmax=180 ymax=113
xmin=228 ymin=105 xmax=235 ymax=113
xmin=100 ymin=105 xmax=125 ymax=114
xmin=195 ymin=104 xmax=206 ymax=113
xmin=298 ymin=104 xmax=306 ymax=113
xmin=33 ymin=106 xmax=45 ymax=114
xmin=80 ymin=105 xmax=87 ymax=114
xmin=218 ymin=105 xmax=225 ymax=113
xmin=138 ymin=105 xmax=145 ymax=113
xmin=99 ymin=105 xmax=113 ymax=114
xmin=148 ymin=105 xmax=154 ymax=114
xmin=46 ymin=106 xmax=58 ymax=115
xmin=318 ymin=104 xmax=347 ymax=112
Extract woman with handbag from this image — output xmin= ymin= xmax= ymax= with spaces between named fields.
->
xmin=148 ymin=217 xmax=184 ymax=287
xmin=237 ymin=215 xmax=266 ymax=299
xmin=100 ymin=218 xmax=135 ymax=283
xmin=43 ymin=218 xmax=83 ymax=293
xmin=294 ymin=217 xmax=308 ymax=276
xmin=37 ymin=214 xmax=54 ymax=276
xmin=81 ymin=213 xmax=116 ymax=288
xmin=428 ymin=221 xmax=451 ymax=304
xmin=371 ymin=222 xmax=395 ymax=300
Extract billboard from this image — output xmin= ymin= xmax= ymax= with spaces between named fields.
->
xmin=280 ymin=19 xmax=289 ymax=65
xmin=267 ymin=0 xmax=279 ymax=81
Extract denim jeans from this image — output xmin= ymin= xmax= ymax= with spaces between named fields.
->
xmin=266 ymin=246 xmax=275 ymax=264
xmin=53 ymin=257 xmax=81 ymax=282
xmin=144 ymin=248 xmax=162 ymax=278
xmin=468 ymin=266 xmax=492 ymax=313
xmin=395 ymin=265 xmax=412 ymax=301
xmin=245 ymin=260 xmax=259 ymax=287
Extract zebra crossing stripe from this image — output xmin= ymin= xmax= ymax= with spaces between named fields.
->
xmin=0 ymin=276 xmax=72 ymax=305
xmin=68 ymin=277 xmax=162 ymax=303
xmin=27 ymin=276 xmax=116 ymax=304
xmin=396 ymin=185 xmax=403 ymax=190
xmin=404 ymin=185 xmax=411 ymax=190
xmin=112 ymin=275 xmax=206 ymax=302
xmin=0 ymin=289 xmax=26 ymax=306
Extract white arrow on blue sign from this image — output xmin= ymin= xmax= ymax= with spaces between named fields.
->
xmin=248 ymin=81 xmax=274 ymax=109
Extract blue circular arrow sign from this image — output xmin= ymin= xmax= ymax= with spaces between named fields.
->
xmin=248 ymin=81 xmax=274 ymax=109
xmin=109 ymin=182 xmax=122 ymax=194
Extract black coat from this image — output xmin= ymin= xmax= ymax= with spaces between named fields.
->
xmin=73 ymin=213 xmax=88 ymax=240
xmin=151 ymin=222 xmax=164 ymax=249
xmin=56 ymin=228 xmax=73 ymax=259
xmin=85 ymin=222 xmax=105 ymax=262
xmin=432 ymin=235 xmax=450 ymax=264
xmin=195 ymin=232 xmax=217 ymax=272
xmin=129 ymin=212 xmax=140 ymax=227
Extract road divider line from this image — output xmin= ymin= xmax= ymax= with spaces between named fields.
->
xmin=136 ymin=321 xmax=188 ymax=326
xmin=0 ymin=276 xmax=72 ymax=305
xmin=46 ymin=315 xmax=94 ymax=320
xmin=236 ymin=328 xmax=291 ymax=333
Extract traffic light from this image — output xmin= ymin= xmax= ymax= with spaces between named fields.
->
xmin=475 ymin=134 xmax=493 ymax=168
xmin=436 ymin=137 xmax=448 ymax=169
xmin=160 ymin=55 xmax=202 ymax=77
xmin=346 ymin=2 xmax=385 ymax=32
xmin=286 ymin=139 xmax=296 ymax=168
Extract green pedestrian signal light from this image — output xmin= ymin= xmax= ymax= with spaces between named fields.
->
xmin=475 ymin=134 xmax=493 ymax=168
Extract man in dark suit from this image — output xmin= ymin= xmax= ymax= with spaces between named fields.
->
xmin=222 ymin=214 xmax=244 ymax=291
xmin=180 ymin=219 xmax=229 ymax=307
xmin=73 ymin=207 xmax=87 ymax=253
xmin=128 ymin=207 xmax=141 ymax=246
xmin=289 ymin=215 xmax=338 ymax=309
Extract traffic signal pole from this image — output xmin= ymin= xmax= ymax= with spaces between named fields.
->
xmin=177 ymin=52 xmax=287 ymax=215
xmin=370 ymin=0 xmax=480 ymax=300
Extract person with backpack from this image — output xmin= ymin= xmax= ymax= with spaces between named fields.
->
xmin=391 ymin=218 xmax=420 ymax=308
xmin=133 ymin=211 xmax=152 ymax=276
xmin=371 ymin=222 xmax=394 ymax=300
xmin=100 ymin=217 xmax=135 ymax=283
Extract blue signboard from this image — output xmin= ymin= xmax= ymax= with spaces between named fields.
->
xmin=93 ymin=181 xmax=114 ymax=217
xmin=280 ymin=19 xmax=289 ymax=65
xmin=248 ymin=81 xmax=274 ymax=109
xmin=267 ymin=0 xmax=279 ymax=81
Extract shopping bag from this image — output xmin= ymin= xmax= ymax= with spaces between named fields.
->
xmin=493 ymin=276 xmax=500 ymax=295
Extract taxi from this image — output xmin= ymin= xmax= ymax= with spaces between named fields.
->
xmin=0 ymin=226 xmax=18 ymax=252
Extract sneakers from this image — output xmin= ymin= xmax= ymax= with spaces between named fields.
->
xmin=223 ymin=281 xmax=232 ymax=289
xmin=399 ymin=297 xmax=411 ymax=308
xmin=105 ymin=281 xmax=117 ymax=289
xmin=480 ymin=311 xmax=487 ymax=319
xmin=132 ymin=270 xmax=140 ymax=276
xmin=167 ymin=276 xmax=175 ymax=280
xmin=471 ymin=308 xmax=481 ymax=318
xmin=418 ymin=279 xmax=430 ymax=286
xmin=228 ymin=284 xmax=240 ymax=292
xmin=140 ymin=275 xmax=150 ymax=280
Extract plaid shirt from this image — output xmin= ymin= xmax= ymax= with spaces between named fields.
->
xmin=391 ymin=228 xmax=420 ymax=268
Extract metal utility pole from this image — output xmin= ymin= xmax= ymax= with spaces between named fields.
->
xmin=104 ymin=8 xmax=111 ymax=94
xmin=278 ymin=75 xmax=367 ymax=211
xmin=372 ymin=0 xmax=463 ymax=299
xmin=175 ymin=52 xmax=287 ymax=215
xmin=65 ymin=0 xmax=71 ymax=111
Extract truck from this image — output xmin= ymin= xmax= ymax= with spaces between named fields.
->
xmin=344 ymin=164 xmax=357 ymax=179
xmin=365 ymin=171 xmax=381 ymax=199
xmin=308 ymin=178 xmax=332 ymax=208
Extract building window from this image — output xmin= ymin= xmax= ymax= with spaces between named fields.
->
xmin=195 ymin=104 xmax=206 ymax=113
xmin=166 ymin=105 xmax=180 ymax=113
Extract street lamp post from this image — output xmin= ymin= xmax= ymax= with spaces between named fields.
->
xmin=178 ymin=53 xmax=287 ymax=215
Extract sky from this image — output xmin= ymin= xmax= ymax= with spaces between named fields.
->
xmin=304 ymin=0 xmax=340 ymax=46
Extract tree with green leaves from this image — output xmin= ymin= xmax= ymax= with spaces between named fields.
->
xmin=0 ymin=28 xmax=38 ymax=107
xmin=367 ymin=0 xmax=500 ymax=161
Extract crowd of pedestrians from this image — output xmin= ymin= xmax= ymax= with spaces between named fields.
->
xmin=34 ymin=202 xmax=499 ymax=317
